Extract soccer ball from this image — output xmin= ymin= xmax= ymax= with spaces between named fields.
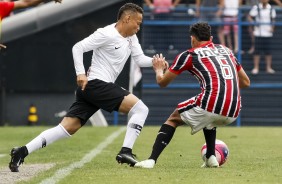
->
xmin=201 ymin=139 xmax=229 ymax=166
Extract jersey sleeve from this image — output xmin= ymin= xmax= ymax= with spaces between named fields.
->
xmin=0 ymin=2 xmax=15 ymax=20
xmin=229 ymin=52 xmax=242 ymax=71
xmin=78 ymin=28 xmax=110 ymax=52
xmin=72 ymin=28 xmax=110 ymax=76
xmin=130 ymin=35 xmax=143 ymax=57
xmin=169 ymin=51 xmax=193 ymax=74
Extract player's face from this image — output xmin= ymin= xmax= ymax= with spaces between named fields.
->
xmin=126 ymin=12 xmax=143 ymax=36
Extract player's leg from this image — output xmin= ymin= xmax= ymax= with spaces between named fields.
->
xmin=9 ymin=86 xmax=97 ymax=172
xmin=135 ymin=109 xmax=184 ymax=168
xmin=203 ymin=127 xmax=216 ymax=159
xmin=116 ymin=94 xmax=149 ymax=166
xmin=201 ymin=127 xmax=219 ymax=168
xmin=201 ymin=113 xmax=236 ymax=168
xmin=9 ymin=117 xmax=80 ymax=172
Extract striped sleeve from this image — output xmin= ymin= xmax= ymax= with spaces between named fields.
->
xmin=169 ymin=51 xmax=193 ymax=74
xmin=229 ymin=51 xmax=241 ymax=71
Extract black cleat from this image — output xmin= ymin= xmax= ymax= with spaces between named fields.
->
xmin=116 ymin=152 xmax=138 ymax=167
xmin=9 ymin=147 xmax=25 ymax=172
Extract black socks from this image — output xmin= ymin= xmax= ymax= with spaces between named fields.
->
xmin=149 ymin=124 xmax=176 ymax=162
xmin=203 ymin=127 xmax=216 ymax=159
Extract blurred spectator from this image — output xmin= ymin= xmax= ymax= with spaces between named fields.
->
xmin=245 ymin=0 xmax=282 ymax=54
xmin=195 ymin=0 xmax=224 ymax=22
xmin=144 ymin=0 xmax=181 ymax=16
xmin=218 ymin=0 xmax=242 ymax=54
xmin=248 ymin=0 xmax=276 ymax=74
xmin=144 ymin=0 xmax=181 ymax=53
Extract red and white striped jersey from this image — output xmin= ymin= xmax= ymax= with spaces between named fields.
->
xmin=169 ymin=41 xmax=242 ymax=118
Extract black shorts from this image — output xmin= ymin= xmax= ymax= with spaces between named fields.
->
xmin=254 ymin=37 xmax=272 ymax=55
xmin=65 ymin=79 xmax=130 ymax=126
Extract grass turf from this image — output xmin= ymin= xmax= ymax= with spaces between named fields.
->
xmin=0 ymin=126 xmax=281 ymax=184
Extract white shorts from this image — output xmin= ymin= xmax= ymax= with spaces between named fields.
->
xmin=179 ymin=106 xmax=236 ymax=135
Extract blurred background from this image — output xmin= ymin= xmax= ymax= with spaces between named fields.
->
xmin=0 ymin=0 xmax=281 ymax=127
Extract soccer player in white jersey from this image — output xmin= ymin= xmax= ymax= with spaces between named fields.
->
xmin=135 ymin=22 xmax=250 ymax=169
xmin=9 ymin=3 xmax=155 ymax=172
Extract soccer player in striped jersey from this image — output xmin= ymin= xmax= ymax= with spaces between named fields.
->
xmin=135 ymin=22 xmax=250 ymax=169
xmin=9 ymin=3 xmax=154 ymax=172
xmin=0 ymin=0 xmax=62 ymax=49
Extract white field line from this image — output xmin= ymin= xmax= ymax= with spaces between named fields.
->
xmin=40 ymin=127 xmax=126 ymax=184
xmin=0 ymin=154 xmax=6 ymax=158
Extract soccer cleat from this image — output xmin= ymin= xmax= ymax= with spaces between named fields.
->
xmin=201 ymin=155 xmax=219 ymax=168
xmin=116 ymin=152 xmax=138 ymax=167
xmin=9 ymin=147 xmax=25 ymax=172
xmin=134 ymin=159 xmax=155 ymax=169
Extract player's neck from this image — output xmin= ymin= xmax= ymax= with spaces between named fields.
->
xmin=115 ymin=22 xmax=127 ymax=38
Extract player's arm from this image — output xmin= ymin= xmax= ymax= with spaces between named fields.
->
xmin=13 ymin=0 xmax=62 ymax=10
xmin=72 ymin=30 xmax=106 ymax=90
xmin=153 ymin=54 xmax=177 ymax=88
xmin=132 ymin=54 xmax=153 ymax=67
xmin=237 ymin=67 xmax=250 ymax=89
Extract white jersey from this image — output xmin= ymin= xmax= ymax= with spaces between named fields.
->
xmin=72 ymin=23 xmax=151 ymax=83
xmin=249 ymin=3 xmax=276 ymax=37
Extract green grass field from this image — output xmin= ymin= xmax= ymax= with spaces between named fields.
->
xmin=0 ymin=126 xmax=282 ymax=184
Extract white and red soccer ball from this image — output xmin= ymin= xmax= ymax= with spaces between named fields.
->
xmin=201 ymin=139 xmax=229 ymax=166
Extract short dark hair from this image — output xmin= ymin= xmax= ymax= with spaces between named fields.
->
xmin=189 ymin=22 xmax=211 ymax=41
xmin=117 ymin=3 xmax=143 ymax=20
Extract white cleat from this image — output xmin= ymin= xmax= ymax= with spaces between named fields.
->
xmin=134 ymin=159 xmax=155 ymax=169
xmin=201 ymin=155 xmax=219 ymax=168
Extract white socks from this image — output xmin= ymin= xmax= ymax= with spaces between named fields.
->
xmin=25 ymin=124 xmax=71 ymax=154
xmin=122 ymin=100 xmax=149 ymax=149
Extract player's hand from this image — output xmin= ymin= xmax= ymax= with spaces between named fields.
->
xmin=0 ymin=44 xmax=7 ymax=49
xmin=77 ymin=74 xmax=88 ymax=91
xmin=153 ymin=53 xmax=166 ymax=73
xmin=164 ymin=60 xmax=169 ymax=70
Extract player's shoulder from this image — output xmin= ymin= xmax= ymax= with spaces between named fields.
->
xmin=95 ymin=23 xmax=116 ymax=37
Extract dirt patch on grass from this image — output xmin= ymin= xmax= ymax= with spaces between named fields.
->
xmin=0 ymin=163 xmax=55 ymax=184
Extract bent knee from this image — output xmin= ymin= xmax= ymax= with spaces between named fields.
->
xmin=130 ymin=100 xmax=149 ymax=116
xmin=60 ymin=117 xmax=81 ymax=135
xmin=165 ymin=110 xmax=185 ymax=128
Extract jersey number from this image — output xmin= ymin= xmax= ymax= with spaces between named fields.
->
xmin=216 ymin=56 xmax=234 ymax=79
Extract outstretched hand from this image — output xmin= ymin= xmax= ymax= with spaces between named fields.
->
xmin=77 ymin=74 xmax=88 ymax=91
xmin=153 ymin=53 xmax=168 ymax=73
